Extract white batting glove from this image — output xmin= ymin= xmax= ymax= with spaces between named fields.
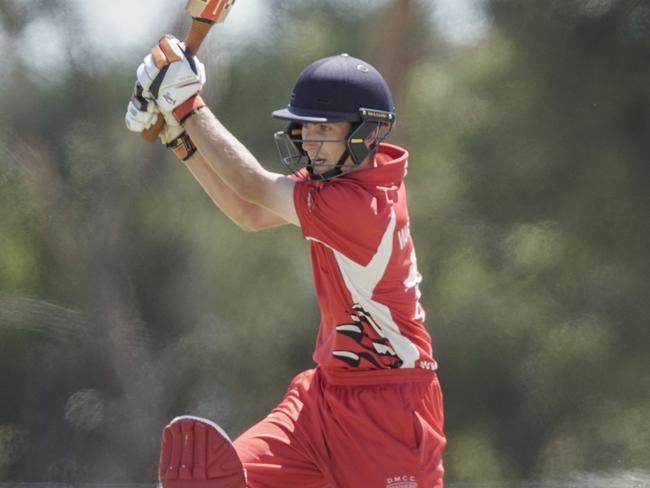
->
xmin=157 ymin=112 xmax=183 ymax=144
xmin=137 ymin=35 xmax=206 ymax=123
xmin=125 ymin=81 xmax=158 ymax=132
xmin=125 ymin=82 xmax=197 ymax=161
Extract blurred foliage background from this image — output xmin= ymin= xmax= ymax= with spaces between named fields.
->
xmin=0 ymin=0 xmax=649 ymax=484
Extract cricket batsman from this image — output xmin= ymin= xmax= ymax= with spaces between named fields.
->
xmin=125 ymin=32 xmax=446 ymax=488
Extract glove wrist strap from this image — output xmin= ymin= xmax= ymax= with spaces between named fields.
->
xmin=173 ymin=95 xmax=206 ymax=125
xmin=166 ymin=132 xmax=197 ymax=161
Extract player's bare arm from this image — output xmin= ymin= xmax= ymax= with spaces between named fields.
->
xmin=128 ymin=34 xmax=299 ymax=227
xmin=184 ymin=150 xmax=290 ymax=231
xmin=184 ymin=109 xmax=300 ymax=227
xmin=125 ymin=35 xmax=293 ymax=230
xmin=125 ymin=81 xmax=286 ymax=232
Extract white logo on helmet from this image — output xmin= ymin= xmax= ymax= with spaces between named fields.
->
xmin=357 ymin=64 xmax=370 ymax=73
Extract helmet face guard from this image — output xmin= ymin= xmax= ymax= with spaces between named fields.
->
xmin=273 ymin=108 xmax=395 ymax=181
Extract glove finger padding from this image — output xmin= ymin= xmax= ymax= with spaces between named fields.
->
xmin=138 ymin=35 xmax=205 ymax=115
xmin=132 ymin=81 xmax=158 ymax=113
xmin=125 ymin=100 xmax=157 ymax=132
xmin=159 ymin=416 xmax=246 ymax=488
xmin=137 ymin=53 xmax=162 ymax=98
xmin=125 ymin=82 xmax=159 ymax=132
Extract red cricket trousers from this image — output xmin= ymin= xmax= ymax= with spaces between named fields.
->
xmin=233 ymin=367 xmax=446 ymax=487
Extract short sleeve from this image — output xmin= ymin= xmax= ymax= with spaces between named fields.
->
xmin=293 ymin=180 xmax=391 ymax=266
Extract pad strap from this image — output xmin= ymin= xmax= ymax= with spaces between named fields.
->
xmin=166 ymin=132 xmax=197 ymax=161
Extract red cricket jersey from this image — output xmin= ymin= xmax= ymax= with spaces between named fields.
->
xmin=293 ymin=143 xmax=438 ymax=376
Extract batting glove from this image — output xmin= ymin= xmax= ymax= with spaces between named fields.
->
xmin=125 ymin=81 xmax=159 ymax=132
xmin=125 ymin=81 xmax=197 ymax=161
xmin=137 ymin=35 xmax=207 ymax=124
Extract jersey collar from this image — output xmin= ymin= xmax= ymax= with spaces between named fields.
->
xmin=342 ymin=143 xmax=408 ymax=186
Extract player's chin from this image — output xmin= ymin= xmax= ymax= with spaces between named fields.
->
xmin=309 ymin=159 xmax=331 ymax=173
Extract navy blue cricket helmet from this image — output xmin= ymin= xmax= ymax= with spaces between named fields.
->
xmin=272 ymin=53 xmax=396 ymax=180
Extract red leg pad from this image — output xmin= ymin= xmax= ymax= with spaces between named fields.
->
xmin=159 ymin=415 xmax=246 ymax=488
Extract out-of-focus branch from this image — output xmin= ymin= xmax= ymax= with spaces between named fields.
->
xmin=361 ymin=0 xmax=428 ymax=113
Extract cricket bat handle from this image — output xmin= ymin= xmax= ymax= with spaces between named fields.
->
xmin=141 ymin=19 xmax=214 ymax=142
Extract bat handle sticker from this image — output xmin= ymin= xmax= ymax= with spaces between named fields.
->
xmin=186 ymin=0 xmax=237 ymax=24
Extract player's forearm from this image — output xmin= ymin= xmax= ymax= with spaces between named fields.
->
xmin=185 ymin=151 xmax=287 ymax=231
xmin=185 ymin=151 xmax=255 ymax=230
xmin=185 ymin=108 xmax=271 ymax=205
